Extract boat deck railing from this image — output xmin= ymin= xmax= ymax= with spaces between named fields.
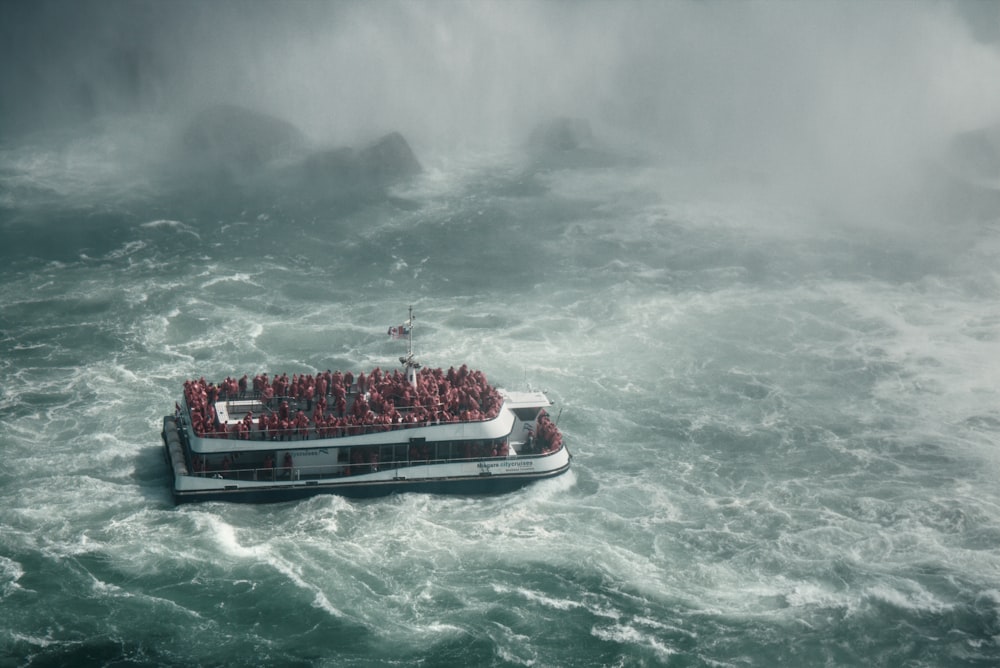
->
xmin=203 ymin=390 xmax=501 ymax=431
xmin=187 ymin=409 xmax=498 ymax=441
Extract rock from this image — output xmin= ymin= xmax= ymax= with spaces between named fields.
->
xmin=181 ymin=104 xmax=306 ymax=172
xmin=525 ymin=116 xmax=623 ymax=170
xmin=297 ymin=132 xmax=421 ymax=194
xmin=355 ymin=131 xmax=423 ymax=181
xmin=301 ymin=147 xmax=356 ymax=185
xmin=910 ymin=123 xmax=1000 ymax=223
xmin=169 ymin=105 xmax=420 ymax=204
xmin=528 ymin=117 xmax=595 ymax=152
xmin=946 ymin=124 xmax=1000 ymax=186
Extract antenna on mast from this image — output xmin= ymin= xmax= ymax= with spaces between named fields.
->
xmin=398 ymin=305 xmax=420 ymax=388
xmin=407 ymin=305 xmax=414 ymax=359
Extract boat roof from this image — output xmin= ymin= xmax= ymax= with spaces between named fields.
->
xmin=497 ymin=389 xmax=551 ymax=409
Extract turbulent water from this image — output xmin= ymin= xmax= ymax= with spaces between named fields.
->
xmin=3 ymin=126 xmax=1000 ymax=668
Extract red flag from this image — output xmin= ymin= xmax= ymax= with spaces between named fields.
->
xmin=387 ymin=325 xmax=410 ymax=340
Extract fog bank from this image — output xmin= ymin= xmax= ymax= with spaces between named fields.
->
xmin=2 ymin=0 xmax=999 ymax=223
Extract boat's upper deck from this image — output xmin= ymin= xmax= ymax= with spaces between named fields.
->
xmin=179 ymin=364 xmax=534 ymax=448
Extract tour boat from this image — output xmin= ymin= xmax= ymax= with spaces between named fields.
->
xmin=160 ymin=310 xmax=570 ymax=503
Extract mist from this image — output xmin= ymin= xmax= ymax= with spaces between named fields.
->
xmin=2 ymin=0 xmax=1000 ymax=225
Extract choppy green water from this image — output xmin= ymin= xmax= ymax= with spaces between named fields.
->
xmin=2 ymin=134 xmax=1000 ymax=667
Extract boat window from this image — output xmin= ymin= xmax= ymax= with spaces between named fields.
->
xmin=512 ymin=408 xmax=540 ymax=421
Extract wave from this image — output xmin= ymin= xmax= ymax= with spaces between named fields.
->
xmin=139 ymin=219 xmax=202 ymax=240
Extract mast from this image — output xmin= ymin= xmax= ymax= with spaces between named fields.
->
xmin=407 ymin=305 xmax=414 ymax=360
xmin=399 ymin=305 xmax=420 ymax=388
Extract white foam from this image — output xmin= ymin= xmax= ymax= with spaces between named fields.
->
xmin=274 ymin=562 xmax=344 ymax=619
xmin=0 ymin=556 xmax=24 ymax=599
xmin=200 ymin=272 xmax=263 ymax=289
xmin=187 ymin=510 xmax=346 ymax=618
xmin=6 ymin=632 xmax=62 ymax=649
xmin=190 ymin=512 xmax=264 ymax=560
xmin=103 ymin=240 xmax=147 ymax=260
xmin=498 ymin=584 xmax=586 ymax=612
xmin=590 ymin=623 xmax=678 ymax=662
xmin=864 ymin=582 xmax=954 ymax=614
xmin=140 ymin=219 xmax=184 ymax=230
xmin=783 ymin=581 xmax=855 ymax=613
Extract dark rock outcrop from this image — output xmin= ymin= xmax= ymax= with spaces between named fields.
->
xmin=524 ymin=116 xmax=624 ymax=170
xmin=355 ymin=131 xmax=423 ymax=182
xmin=181 ymin=104 xmax=307 ymax=172
xmin=909 ymin=123 xmax=1000 ymax=223
xmin=528 ymin=117 xmax=595 ymax=152
xmin=301 ymin=147 xmax=356 ymax=185
xmin=296 ymin=132 xmax=421 ymax=195
xmin=947 ymin=124 xmax=1000 ymax=185
xmin=169 ymin=104 xmax=421 ymax=206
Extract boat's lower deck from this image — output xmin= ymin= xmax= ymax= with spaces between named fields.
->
xmin=161 ymin=416 xmax=571 ymax=503
xmin=165 ymin=462 xmax=572 ymax=503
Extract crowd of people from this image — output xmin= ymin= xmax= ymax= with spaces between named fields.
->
xmin=532 ymin=411 xmax=563 ymax=454
xmin=181 ymin=364 xmax=510 ymax=441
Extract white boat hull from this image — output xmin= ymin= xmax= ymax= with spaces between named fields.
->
xmin=161 ymin=415 xmax=571 ymax=503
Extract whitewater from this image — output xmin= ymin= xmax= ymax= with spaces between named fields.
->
xmin=2 ymin=131 xmax=1000 ymax=667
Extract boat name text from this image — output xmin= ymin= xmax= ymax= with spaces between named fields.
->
xmin=477 ymin=460 xmax=534 ymax=470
